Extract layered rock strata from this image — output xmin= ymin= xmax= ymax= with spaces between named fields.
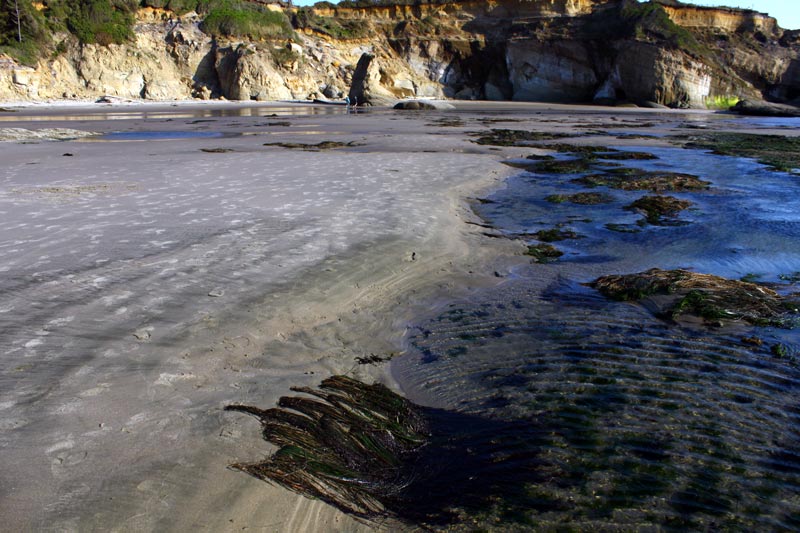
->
xmin=0 ymin=0 xmax=798 ymax=108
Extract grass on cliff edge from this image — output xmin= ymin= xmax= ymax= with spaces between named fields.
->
xmin=678 ymin=133 xmax=800 ymax=173
xmin=1 ymin=0 xmax=293 ymax=66
xmin=200 ymin=1 xmax=294 ymax=39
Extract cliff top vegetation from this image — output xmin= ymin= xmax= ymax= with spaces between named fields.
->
xmin=0 ymin=0 xmax=294 ymax=65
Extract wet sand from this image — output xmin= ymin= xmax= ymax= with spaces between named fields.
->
xmin=0 ymin=100 xmax=790 ymax=531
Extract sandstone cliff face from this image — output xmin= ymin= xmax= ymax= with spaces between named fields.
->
xmin=0 ymin=0 xmax=798 ymax=108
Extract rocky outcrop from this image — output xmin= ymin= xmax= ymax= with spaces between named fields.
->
xmin=731 ymin=99 xmax=800 ymax=117
xmin=1 ymin=1 xmax=799 ymax=108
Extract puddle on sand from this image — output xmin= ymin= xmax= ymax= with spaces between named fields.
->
xmin=392 ymin=145 xmax=800 ymax=530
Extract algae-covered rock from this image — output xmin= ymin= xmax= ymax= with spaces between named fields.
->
xmin=532 ymin=158 xmax=595 ymax=174
xmin=394 ymin=100 xmax=455 ymax=110
xmin=538 ymin=144 xmax=658 ymax=161
xmin=589 ymin=268 xmax=799 ymax=327
xmin=264 ymin=140 xmax=358 ymax=150
xmin=547 ymin=192 xmax=615 ymax=205
xmin=573 ymin=171 xmax=710 ymax=192
xmin=626 ymin=195 xmax=693 ymax=225
xmin=472 ymin=129 xmax=570 ymax=147
xmin=535 ymin=228 xmax=581 ymax=242
xmin=225 ymin=375 xmax=428 ymax=517
xmin=680 ymin=132 xmax=800 ymax=173
xmin=526 ymin=243 xmax=564 ymax=262
xmin=598 ymin=151 xmax=659 ymax=161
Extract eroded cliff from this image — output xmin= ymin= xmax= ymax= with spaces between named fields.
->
xmin=0 ymin=0 xmax=798 ymax=108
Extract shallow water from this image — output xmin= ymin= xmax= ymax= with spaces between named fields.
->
xmin=393 ymin=146 xmax=800 ymax=530
xmin=0 ymin=103 xmax=351 ymax=122
xmin=95 ymin=131 xmax=233 ymax=141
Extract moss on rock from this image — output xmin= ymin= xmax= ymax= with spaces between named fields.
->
xmin=573 ymin=171 xmax=710 ymax=192
xmin=472 ymin=129 xmax=570 ymax=147
xmin=679 ymin=132 xmax=800 ymax=173
xmin=589 ymin=268 xmax=799 ymax=327
xmin=626 ymin=195 xmax=693 ymax=225
xmin=526 ymin=243 xmax=564 ymax=262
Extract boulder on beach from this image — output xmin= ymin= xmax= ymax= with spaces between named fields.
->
xmin=731 ymin=99 xmax=800 ymax=117
xmin=393 ymin=100 xmax=455 ymax=111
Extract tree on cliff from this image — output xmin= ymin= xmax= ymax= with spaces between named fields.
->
xmin=12 ymin=0 xmax=21 ymax=42
xmin=0 ymin=0 xmax=48 ymax=63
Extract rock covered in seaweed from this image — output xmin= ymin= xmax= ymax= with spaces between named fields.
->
xmin=224 ymin=375 xmax=428 ymax=517
xmin=589 ymin=268 xmax=800 ymax=327
xmin=626 ymin=195 xmax=693 ymax=225
xmin=573 ymin=170 xmax=710 ymax=192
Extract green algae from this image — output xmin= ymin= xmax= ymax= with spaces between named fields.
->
xmin=225 ymin=375 xmax=428 ymax=517
xmin=605 ymin=223 xmax=642 ymax=233
xmin=532 ymin=158 xmax=595 ymax=174
xmin=264 ymin=140 xmax=360 ymax=150
xmin=626 ymin=195 xmax=693 ymax=225
xmin=547 ymin=192 xmax=616 ymax=205
xmin=535 ymin=228 xmax=581 ymax=242
xmin=589 ymin=268 xmax=800 ymax=327
xmin=526 ymin=243 xmax=564 ymax=262
xmin=678 ymin=132 xmax=800 ymax=173
xmin=538 ymin=144 xmax=658 ymax=161
xmin=574 ymin=171 xmax=711 ymax=192
xmin=472 ymin=129 xmax=571 ymax=147
xmin=599 ymin=151 xmax=659 ymax=161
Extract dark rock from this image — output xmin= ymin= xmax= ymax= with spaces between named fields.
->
xmin=393 ymin=100 xmax=455 ymax=111
xmin=731 ymin=99 xmax=800 ymax=117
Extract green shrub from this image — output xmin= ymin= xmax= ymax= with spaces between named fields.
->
xmin=140 ymin=0 xmax=208 ymax=15
xmin=0 ymin=0 xmax=50 ymax=64
xmin=46 ymin=0 xmax=137 ymax=45
xmin=705 ymin=95 xmax=740 ymax=110
xmin=271 ymin=45 xmax=300 ymax=67
xmin=201 ymin=0 xmax=293 ymax=39
xmin=620 ymin=1 xmax=701 ymax=52
xmin=293 ymin=7 xmax=367 ymax=39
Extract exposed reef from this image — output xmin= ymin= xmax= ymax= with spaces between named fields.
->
xmin=678 ymin=132 xmax=800 ymax=173
xmin=573 ymin=170 xmax=711 ymax=192
xmin=590 ymin=268 xmax=800 ymax=326
xmin=626 ymin=194 xmax=693 ymax=225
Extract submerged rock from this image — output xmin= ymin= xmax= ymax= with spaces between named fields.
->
xmin=680 ymin=132 xmax=800 ymax=173
xmin=535 ymin=228 xmax=581 ymax=242
xmin=573 ymin=171 xmax=710 ymax=192
xmin=526 ymin=243 xmax=564 ymax=263
xmin=590 ymin=268 xmax=799 ymax=327
xmin=626 ymin=195 xmax=693 ymax=225
xmin=547 ymin=192 xmax=616 ymax=205
xmin=472 ymin=129 xmax=570 ymax=147
xmin=531 ymin=158 xmax=595 ymax=174
xmin=263 ymin=140 xmax=358 ymax=150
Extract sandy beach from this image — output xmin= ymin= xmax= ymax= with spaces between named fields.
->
xmin=2 ymin=99 xmax=795 ymax=531
xmin=0 ymin=99 xmax=530 ymax=532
